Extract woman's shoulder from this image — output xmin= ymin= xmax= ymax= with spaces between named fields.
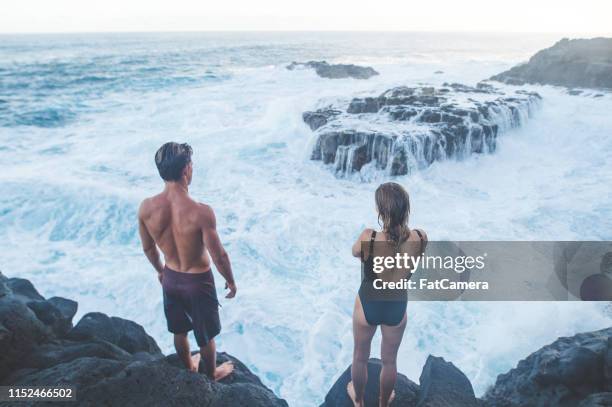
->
xmin=359 ymin=228 xmax=376 ymax=240
xmin=411 ymin=228 xmax=428 ymax=242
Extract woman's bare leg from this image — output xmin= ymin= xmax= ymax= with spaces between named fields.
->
xmin=379 ymin=312 xmax=407 ymax=407
xmin=348 ymin=296 xmax=377 ymax=407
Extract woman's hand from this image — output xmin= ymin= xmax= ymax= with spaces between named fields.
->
xmin=352 ymin=228 xmax=373 ymax=258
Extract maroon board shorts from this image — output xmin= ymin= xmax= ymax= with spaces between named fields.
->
xmin=161 ymin=266 xmax=221 ymax=347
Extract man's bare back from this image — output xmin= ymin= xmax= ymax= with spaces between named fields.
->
xmin=139 ymin=182 xmax=237 ymax=295
xmin=138 ymin=142 xmax=235 ymax=380
xmin=139 ymin=185 xmax=215 ymax=274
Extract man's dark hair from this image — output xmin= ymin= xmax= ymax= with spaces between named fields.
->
xmin=155 ymin=142 xmax=193 ymax=182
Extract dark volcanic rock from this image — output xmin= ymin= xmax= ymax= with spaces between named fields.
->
xmin=166 ymin=351 xmax=269 ymax=387
xmin=605 ymin=337 xmax=612 ymax=390
xmin=0 ymin=274 xmax=287 ymax=406
xmin=287 ymin=60 xmax=379 ymax=79
xmin=578 ymin=392 xmax=612 ymax=406
xmin=27 ymin=299 xmax=74 ymax=337
xmin=74 ymin=359 xmax=216 ymax=407
xmin=418 ymin=355 xmax=478 ymax=407
xmin=491 ymin=37 xmax=612 ymax=89
xmin=305 ymin=84 xmax=539 ymax=177
xmin=347 ymin=97 xmax=382 ymax=113
xmin=310 ymin=131 xmax=397 ymax=174
xmin=48 ymin=296 xmax=78 ymax=322
xmin=321 ymin=358 xmax=419 ymax=407
xmin=9 ymin=352 xmax=287 ymax=407
xmin=68 ymin=312 xmax=162 ymax=356
xmin=0 ymin=296 xmax=51 ymax=380
xmin=68 ymin=312 xmax=120 ymax=343
xmin=323 ymin=329 xmax=612 ymax=407
xmin=8 ymin=356 xmax=127 ymax=388
xmin=485 ymin=327 xmax=612 ymax=407
xmin=110 ymin=316 xmax=162 ymax=355
xmin=0 ymin=271 xmax=12 ymax=297
xmin=7 ymin=277 xmax=45 ymax=301
xmin=21 ymin=339 xmax=133 ymax=370
xmin=303 ymin=108 xmax=342 ymax=130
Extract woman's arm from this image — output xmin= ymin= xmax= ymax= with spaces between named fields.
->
xmin=352 ymin=228 xmax=374 ymax=258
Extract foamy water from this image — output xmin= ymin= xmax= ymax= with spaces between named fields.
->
xmin=1 ymin=32 xmax=611 ymax=405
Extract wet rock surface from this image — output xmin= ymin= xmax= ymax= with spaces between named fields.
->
xmin=491 ymin=37 xmax=612 ymax=89
xmin=287 ymin=60 xmax=379 ymax=79
xmin=320 ymin=359 xmax=419 ymax=407
xmin=322 ymin=328 xmax=612 ymax=407
xmin=0 ymin=272 xmax=287 ymax=406
xmin=484 ymin=327 xmax=612 ymax=407
xmin=3 ymin=271 xmax=611 ymax=406
xmin=418 ymin=355 xmax=479 ymax=407
xmin=304 ymin=83 xmax=540 ymax=177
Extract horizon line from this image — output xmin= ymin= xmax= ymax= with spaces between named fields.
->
xmin=1 ymin=29 xmax=610 ymax=36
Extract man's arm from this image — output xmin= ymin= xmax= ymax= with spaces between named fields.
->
xmin=138 ymin=201 xmax=164 ymax=278
xmin=200 ymin=205 xmax=236 ymax=298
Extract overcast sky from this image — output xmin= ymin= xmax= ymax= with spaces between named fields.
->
xmin=2 ymin=0 xmax=611 ymax=34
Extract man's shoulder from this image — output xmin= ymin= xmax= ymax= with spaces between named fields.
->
xmin=194 ymin=202 xmax=215 ymax=225
xmin=138 ymin=194 xmax=164 ymax=216
xmin=138 ymin=196 xmax=154 ymax=217
xmin=195 ymin=202 xmax=214 ymax=216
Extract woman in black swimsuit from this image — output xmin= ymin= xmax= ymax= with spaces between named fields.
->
xmin=347 ymin=182 xmax=427 ymax=407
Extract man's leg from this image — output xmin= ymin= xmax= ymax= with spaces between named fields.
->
xmin=199 ymin=338 xmax=234 ymax=381
xmin=174 ymin=333 xmax=200 ymax=372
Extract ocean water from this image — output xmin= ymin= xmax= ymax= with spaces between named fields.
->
xmin=1 ymin=32 xmax=611 ymax=405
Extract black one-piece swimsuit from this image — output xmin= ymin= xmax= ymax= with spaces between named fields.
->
xmin=358 ymin=230 xmax=424 ymax=326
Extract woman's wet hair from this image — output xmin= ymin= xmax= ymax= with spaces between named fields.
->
xmin=375 ymin=182 xmax=411 ymax=245
xmin=155 ymin=142 xmax=193 ymax=182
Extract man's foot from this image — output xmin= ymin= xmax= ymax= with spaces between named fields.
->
xmin=346 ymin=381 xmax=364 ymax=407
xmin=214 ymin=361 xmax=234 ymax=381
xmin=190 ymin=353 xmax=201 ymax=372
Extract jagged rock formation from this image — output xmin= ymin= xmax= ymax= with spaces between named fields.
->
xmin=304 ymin=83 xmax=540 ymax=177
xmin=418 ymin=356 xmax=479 ymax=407
xmin=4 ymin=271 xmax=611 ymax=406
xmin=322 ymin=328 xmax=612 ymax=407
xmin=491 ymin=38 xmax=612 ymax=89
xmin=484 ymin=327 xmax=612 ymax=407
xmin=303 ymin=107 xmax=343 ymax=131
xmin=321 ymin=356 xmax=479 ymax=407
xmin=320 ymin=359 xmax=420 ymax=406
xmin=0 ymin=272 xmax=287 ymax=406
xmin=287 ymin=60 xmax=379 ymax=79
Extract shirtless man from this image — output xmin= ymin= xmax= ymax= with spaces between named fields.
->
xmin=138 ymin=142 xmax=235 ymax=380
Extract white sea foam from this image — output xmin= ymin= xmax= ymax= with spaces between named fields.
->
xmin=0 ymin=33 xmax=611 ymax=406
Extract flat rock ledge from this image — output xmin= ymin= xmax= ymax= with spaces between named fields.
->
xmin=287 ymin=60 xmax=379 ymax=79
xmin=303 ymin=83 xmax=541 ymax=177
xmin=0 ymin=272 xmax=287 ymax=406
